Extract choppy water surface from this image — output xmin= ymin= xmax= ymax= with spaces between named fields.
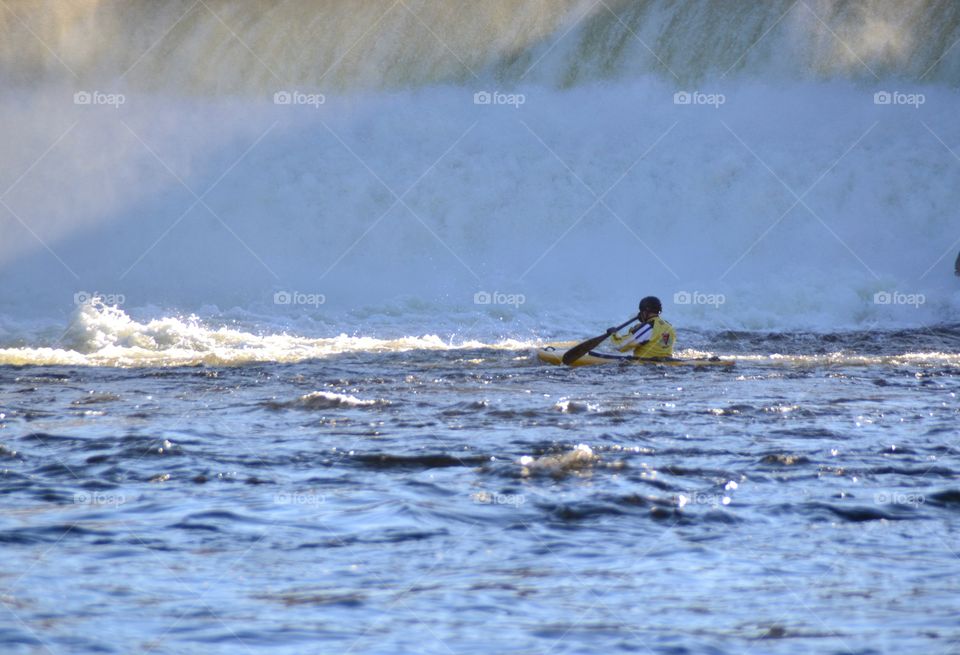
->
xmin=1 ymin=329 xmax=959 ymax=654
xmin=4 ymin=0 xmax=960 ymax=652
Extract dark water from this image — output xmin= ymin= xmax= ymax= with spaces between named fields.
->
xmin=1 ymin=333 xmax=959 ymax=654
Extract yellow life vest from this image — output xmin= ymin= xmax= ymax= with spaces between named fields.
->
xmin=611 ymin=316 xmax=676 ymax=358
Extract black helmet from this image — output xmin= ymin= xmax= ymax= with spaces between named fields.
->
xmin=638 ymin=296 xmax=662 ymax=314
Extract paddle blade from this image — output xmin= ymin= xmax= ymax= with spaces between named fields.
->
xmin=561 ymin=333 xmax=610 ymax=365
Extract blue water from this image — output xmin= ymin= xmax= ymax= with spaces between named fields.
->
xmin=2 ymin=327 xmax=959 ymax=654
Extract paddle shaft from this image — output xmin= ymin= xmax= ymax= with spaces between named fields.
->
xmin=561 ymin=314 xmax=641 ymax=365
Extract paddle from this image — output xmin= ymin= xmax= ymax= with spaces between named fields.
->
xmin=561 ymin=314 xmax=641 ymax=365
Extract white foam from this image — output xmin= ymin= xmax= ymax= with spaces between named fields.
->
xmin=554 ymin=399 xmax=600 ymax=414
xmin=0 ymin=302 xmax=535 ymax=366
xmin=286 ymin=391 xmax=386 ymax=410
xmin=519 ymin=444 xmax=599 ymax=476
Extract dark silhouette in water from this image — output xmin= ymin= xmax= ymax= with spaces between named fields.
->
xmin=955 ymin=251 xmax=960 ymax=276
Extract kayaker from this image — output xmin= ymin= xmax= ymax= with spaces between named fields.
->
xmin=607 ymin=296 xmax=676 ymax=358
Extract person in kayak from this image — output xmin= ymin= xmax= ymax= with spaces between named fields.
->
xmin=607 ymin=296 xmax=676 ymax=358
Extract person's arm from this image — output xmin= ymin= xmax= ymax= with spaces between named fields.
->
xmin=611 ymin=332 xmax=632 ymax=352
xmin=611 ymin=322 xmax=653 ymax=352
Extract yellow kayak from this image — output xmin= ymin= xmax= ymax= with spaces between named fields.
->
xmin=537 ymin=344 xmax=735 ymax=368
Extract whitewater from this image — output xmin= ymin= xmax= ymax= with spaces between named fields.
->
xmin=1 ymin=2 xmax=960 ymax=654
